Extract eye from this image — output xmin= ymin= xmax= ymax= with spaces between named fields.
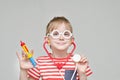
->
xmin=64 ymin=31 xmax=71 ymax=37
xmin=52 ymin=30 xmax=59 ymax=36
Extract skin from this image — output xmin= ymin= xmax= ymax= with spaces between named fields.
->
xmin=16 ymin=51 xmax=34 ymax=80
xmin=46 ymin=23 xmax=88 ymax=80
xmin=16 ymin=23 xmax=88 ymax=80
xmin=46 ymin=23 xmax=73 ymax=58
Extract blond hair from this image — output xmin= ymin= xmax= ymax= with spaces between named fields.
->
xmin=46 ymin=16 xmax=73 ymax=36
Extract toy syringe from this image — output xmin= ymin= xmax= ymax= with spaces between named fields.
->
xmin=20 ymin=41 xmax=36 ymax=67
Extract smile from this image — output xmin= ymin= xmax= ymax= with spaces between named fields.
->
xmin=56 ymin=42 xmax=66 ymax=45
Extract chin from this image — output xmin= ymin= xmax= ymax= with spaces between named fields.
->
xmin=55 ymin=45 xmax=69 ymax=51
xmin=57 ymin=47 xmax=66 ymax=50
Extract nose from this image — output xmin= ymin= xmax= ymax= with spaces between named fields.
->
xmin=59 ymin=34 xmax=64 ymax=40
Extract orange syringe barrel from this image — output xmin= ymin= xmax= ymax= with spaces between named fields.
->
xmin=20 ymin=41 xmax=36 ymax=67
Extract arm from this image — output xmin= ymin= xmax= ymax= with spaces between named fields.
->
xmin=77 ymin=71 xmax=87 ymax=80
xmin=77 ymin=55 xmax=88 ymax=80
xmin=16 ymin=51 xmax=35 ymax=80
xmin=19 ymin=69 xmax=28 ymax=80
xmin=19 ymin=69 xmax=34 ymax=80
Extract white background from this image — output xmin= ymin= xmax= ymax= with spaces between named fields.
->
xmin=0 ymin=0 xmax=120 ymax=80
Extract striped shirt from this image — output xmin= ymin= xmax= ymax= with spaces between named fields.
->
xmin=27 ymin=56 xmax=92 ymax=80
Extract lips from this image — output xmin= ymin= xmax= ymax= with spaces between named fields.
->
xmin=56 ymin=42 xmax=66 ymax=45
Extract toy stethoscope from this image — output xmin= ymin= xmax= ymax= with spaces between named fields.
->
xmin=43 ymin=41 xmax=76 ymax=70
xmin=43 ymin=41 xmax=81 ymax=80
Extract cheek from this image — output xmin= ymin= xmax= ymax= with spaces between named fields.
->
xmin=67 ymin=39 xmax=72 ymax=44
xmin=49 ymin=39 xmax=57 ymax=46
xmin=65 ymin=40 xmax=72 ymax=47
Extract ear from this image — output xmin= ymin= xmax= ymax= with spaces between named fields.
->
xmin=71 ymin=37 xmax=75 ymax=43
xmin=69 ymin=37 xmax=75 ymax=47
xmin=44 ymin=36 xmax=49 ymax=42
xmin=44 ymin=36 xmax=50 ymax=45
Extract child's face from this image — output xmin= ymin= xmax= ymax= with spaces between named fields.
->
xmin=48 ymin=23 xmax=73 ymax=51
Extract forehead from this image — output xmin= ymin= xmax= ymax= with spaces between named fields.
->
xmin=49 ymin=22 xmax=71 ymax=32
xmin=56 ymin=23 xmax=70 ymax=31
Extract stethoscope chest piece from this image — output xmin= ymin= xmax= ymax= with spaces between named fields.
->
xmin=72 ymin=54 xmax=81 ymax=62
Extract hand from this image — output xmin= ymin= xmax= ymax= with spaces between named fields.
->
xmin=77 ymin=55 xmax=89 ymax=73
xmin=16 ymin=50 xmax=34 ymax=69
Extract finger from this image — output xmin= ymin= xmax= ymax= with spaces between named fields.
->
xmin=22 ymin=51 xmax=28 ymax=60
xmin=30 ymin=49 xmax=34 ymax=55
xmin=80 ymin=56 xmax=87 ymax=62
xmin=16 ymin=52 xmax=21 ymax=61
xmin=79 ymin=55 xmax=84 ymax=61
xmin=22 ymin=51 xmax=25 ymax=57
xmin=80 ymin=57 xmax=89 ymax=64
xmin=82 ymin=58 xmax=88 ymax=63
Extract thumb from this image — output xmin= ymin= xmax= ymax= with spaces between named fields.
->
xmin=16 ymin=52 xmax=21 ymax=61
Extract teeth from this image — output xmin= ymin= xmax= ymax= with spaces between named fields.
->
xmin=72 ymin=54 xmax=81 ymax=62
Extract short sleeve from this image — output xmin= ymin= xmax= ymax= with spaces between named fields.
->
xmin=27 ymin=66 xmax=40 ymax=80
xmin=85 ymin=66 xmax=93 ymax=76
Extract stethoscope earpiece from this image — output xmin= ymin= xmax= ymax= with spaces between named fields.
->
xmin=72 ymin=54 xmax=81 ymax=63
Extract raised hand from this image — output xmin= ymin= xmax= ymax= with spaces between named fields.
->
xmin=77 ymin=55 xmax=88 ymax=73
xmin=16 ymin=50 xmax=34 ymax=69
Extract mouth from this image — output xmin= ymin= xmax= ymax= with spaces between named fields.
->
xmin=56 ymin=42 xmax=66 ymax=45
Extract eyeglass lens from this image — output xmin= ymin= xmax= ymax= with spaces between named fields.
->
xmin=51 ymin=30 xmax=72 ymax=39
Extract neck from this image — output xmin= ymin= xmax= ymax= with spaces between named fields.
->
xmin=52 ymin=49 xmax=68 ymax=58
